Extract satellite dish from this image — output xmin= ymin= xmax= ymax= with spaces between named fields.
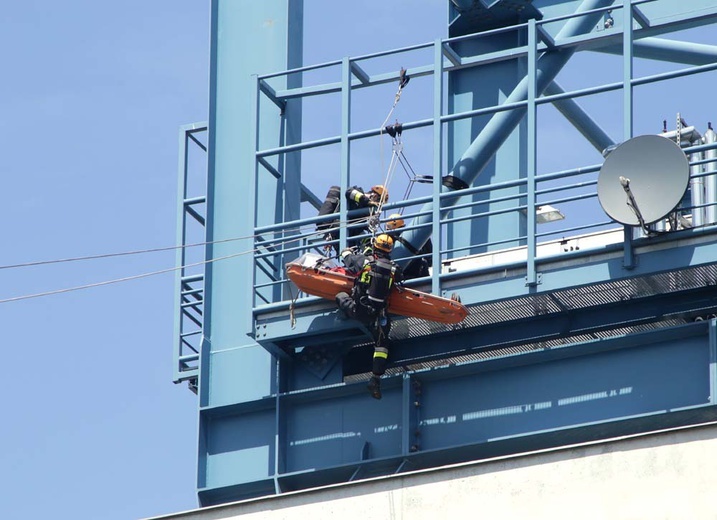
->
xmin=597 ymin=134 xmax=689 ymax=227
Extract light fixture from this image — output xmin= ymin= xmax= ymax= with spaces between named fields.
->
xmin=536 ymin=205 xmax=565 ymax=224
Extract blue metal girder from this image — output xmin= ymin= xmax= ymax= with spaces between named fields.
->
xmin=200 ymin=405 xmax=717 ymax=505
xmin=198 ymin=320 xmax=717 ymax=505
xmin=345 ymin=283 xmax=717 ymax=375
xmin=543 ymin=80 xmax=615 ymax=153
xmin=596 ymin=37 xmax=717 ymax=65
xmin=264 ymin=6 xmax=717 ymax=105
xmin=196 ymin=0 xmax=717 ymax=509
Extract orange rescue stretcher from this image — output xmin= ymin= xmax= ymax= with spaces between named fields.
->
xmin=286 ymin=253 xmax=468 ymax=325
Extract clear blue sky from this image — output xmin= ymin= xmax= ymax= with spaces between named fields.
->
xmin=1 ymin=1 xmax=209 ymax=519
xmin=1 ymin=1 xmax=713 ymax=519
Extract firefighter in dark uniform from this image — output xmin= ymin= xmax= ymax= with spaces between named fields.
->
xmin=317 ymin=185 xmax=389 ymax=253
xmin=385 ymin=213 xmax=432 ymax=279
xmin=335 ymin=233 xmax=402 ymax=399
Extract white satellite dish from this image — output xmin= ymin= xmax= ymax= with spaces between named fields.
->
xmin=597 ymin=134 xmax=690 ymax=227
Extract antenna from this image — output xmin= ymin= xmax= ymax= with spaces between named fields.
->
xmin=597 ymin=134 xmax=690 ymax=228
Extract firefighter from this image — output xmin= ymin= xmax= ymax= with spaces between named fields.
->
xmin=317 ymin=185 xmax=389 ymax=252
xmin=385 ymin=213 xmax=432 ymax=279
xmin=345 ymin=184 xmax=388 ymax=211
xmin=335 ymin=233 xmax=402 ymax=400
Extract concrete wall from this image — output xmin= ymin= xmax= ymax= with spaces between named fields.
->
xmin=149 ymin=422 xmax=717 ymax=520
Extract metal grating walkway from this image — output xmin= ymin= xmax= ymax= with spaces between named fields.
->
xmin=341 ymin=261 xmax=717 ymax=380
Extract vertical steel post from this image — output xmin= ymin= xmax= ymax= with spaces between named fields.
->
xmin=623 ymin=0 xmax=636 ymax=270
xmin=249 ymin=74 xmax=261 ymax=324
xmin=526 ymin=19 xmax=539 ymax=287
xmin=432 ymin=39 xmax=444 ymax=295
xmin=690 ymin=148 xmax=705 ymax=226
xmin=174 ymin=128 xmax=189 ymax=382
xmin=710 ymin=318 xmax=717 ymax=406
xmin=200 ymin=1 xmax=303 ymax=497
xmin=339 ymin=57 xmax=351 ymax=253
xmin=705 ymin=126 xmax=717 ymax=224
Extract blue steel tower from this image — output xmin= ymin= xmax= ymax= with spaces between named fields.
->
xmin=174 ymin=0 xmax=717 ymax=506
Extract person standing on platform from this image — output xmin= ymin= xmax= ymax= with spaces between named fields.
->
xmin=317 ymin=185 xmax=389 ymax=253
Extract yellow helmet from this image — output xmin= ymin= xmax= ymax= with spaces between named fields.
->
xmin=370 ymin=184 xmax=389 ymax=202
xmin=373 ymin=234 xmax=394 ymax=253
xmin=386 ymin=213 xmax=405 ymax=231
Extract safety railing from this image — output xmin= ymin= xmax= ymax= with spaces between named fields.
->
xmin=248 ymin=0 xmax=717 ymax=311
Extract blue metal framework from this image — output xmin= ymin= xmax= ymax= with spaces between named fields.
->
xmin=173 ymin=122 xmax=207 ymax=389
xmin=177 ymin=0 xmax=717 ymax=507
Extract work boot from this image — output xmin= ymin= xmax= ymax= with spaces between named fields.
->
xmin=367 ymin=376 xmax=382 ymax=400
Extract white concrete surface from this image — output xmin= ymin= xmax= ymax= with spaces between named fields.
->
xmin=148 ymin=422 xmax=717 ymax=520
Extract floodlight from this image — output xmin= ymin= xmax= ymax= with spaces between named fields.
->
xmin=536 ymin=205 xmax=565 ymax=224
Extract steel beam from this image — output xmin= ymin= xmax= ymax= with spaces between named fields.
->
xmin=543 ymin=81 xmax=615 ymax=153
xmin=595 ymin=36 xmax=717 ymax=65
xmin=394 ymin=0 xmax=614 ymax=262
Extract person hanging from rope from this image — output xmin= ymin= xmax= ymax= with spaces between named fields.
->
xmin=335 ymin=233 xmax=403 ymax=400
xmin=316 ymin=184 xmax=389 ymax=253
xmin=385 ymin=213 xmax=432 ymax=279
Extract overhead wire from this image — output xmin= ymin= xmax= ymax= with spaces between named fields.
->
xmin=2 ymin=70 xmax=415 ymax=301
xmin=0 ymin=210 xmax=379 ymax=271
xmin=0 ymin=212 xmax=384 ymax=304
xmin=0 ymin=236 xmax=253 ymax=271
xmin=0 ymin=253 xmax=240 ymax=304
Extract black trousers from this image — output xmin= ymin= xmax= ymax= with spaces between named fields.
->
xmin=336 ymin=291 xmax=391 ymax=376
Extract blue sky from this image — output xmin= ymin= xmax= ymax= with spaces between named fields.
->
xmin=1 ymin=1 xmax=714 ymax=519
xmin=1 ymin=1 xmax=208 ymax=519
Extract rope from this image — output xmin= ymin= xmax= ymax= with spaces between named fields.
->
xmin=379 ymin=68 xmax=410 ymax=131
xmin=379 ymin=131 xmax=402 ymax=208
xmin=287 ymin=280 xmax=298 ymax=329
xmin=376 ymin=68 xmax=411 ymax=229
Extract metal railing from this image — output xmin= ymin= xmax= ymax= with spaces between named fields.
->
xmin=248 ymin=1 xmax=717 ymax=313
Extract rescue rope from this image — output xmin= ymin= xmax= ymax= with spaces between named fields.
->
xmin=374 ymin=68 xmax=411 ymax=237
xmin=379 ymin=67 xmax=410 ymax=133
xmin=288 ymin=281 xmax=298 ymax=329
